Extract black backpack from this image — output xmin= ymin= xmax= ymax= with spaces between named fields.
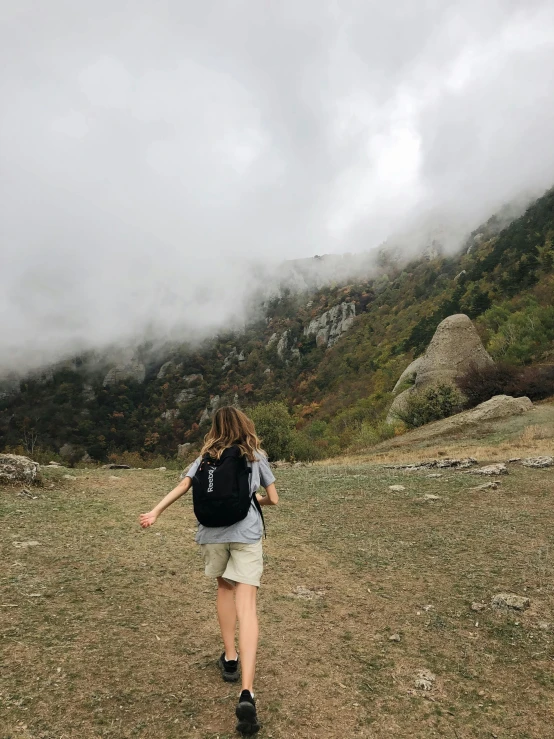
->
xmin=192 ymin=446 xmax=265 ymax=530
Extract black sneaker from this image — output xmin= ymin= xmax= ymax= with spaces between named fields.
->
xmin=218 ymin=652 xmax=240 ymax=682
xmin=235 ymin=689 xmax=260 ymax=735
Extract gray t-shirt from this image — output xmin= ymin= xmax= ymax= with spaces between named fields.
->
xmin=183 ymin=451 xmax=276 ymax=544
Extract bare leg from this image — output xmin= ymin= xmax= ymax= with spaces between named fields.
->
xmin=235 ymin=583 xmax=258 ymax=693
xmin=217 ymin=577 xmax=237 ymax=659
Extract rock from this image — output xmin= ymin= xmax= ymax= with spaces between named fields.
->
xmin=304 ymin=302 xmax=356 ymax=348
xmin=538 ymin=621 xmax=551 ymax=631
xmin=266 ymin=332 xmax=278 ymax=348
xmin=290 ymin=586 xmax=326 ymax=600
xmin=157 ymin=467 xmax=167 ymax=471
xmin=276 ymin=330 xmax=300 ymax=361
xmin=471 ymin=463 xmax=508 ymax=476
xmin=101 ymin=464 xmax=131 ymax=469
xmin=103 ymin=353 xmax=146 ymax=387
xmin=508 ymin=457 xmax=522 ymax=463
xmin=199 ymin=394 xmax=222 ymax=424
xmin=157 ymin=361 xmax=183 ymax=380
xmin=48 ymin=461 xmax=62 ymax=467
xmin=415 ymin=314 xmax=494 ymax=388
xmin=392 ymin=356 xmax=424 ymax=394
xmin=471 ymin=602 xmax=487 ymax=612
xmin=521 ymin=456 xmax=553 ymax=468
xmin=63 ymin=474 xmax=77 ymax=480
xmin=427 ymin=473 xmax=443 ymax=478
xmin=161 ymin=409 xmax=179 ymax=421
xmin=177 ymin=443 xmax=192 ymax=458
xmin=222 ymin=347 xmax=239 ymax=370
xmin=388 ymin=314 xmax=493 ymax=420
xmin=491 ymin=593 xmax=530 ymax=611
xmin=424 ymin=494 xmax=441 ymax=500
xmin=389 ymin=634 xmax=401 ymax=642
xmin=175 ymin=388 xmax=197 ymax=405
xmin=263 ymin=367 xmax=272 ymax=375
xmin=183 ymin=373 xmax=203 ymax=385
xmin=13 ymin=540 xmax=40 ymax=548
xmin=389 ymin=485 xmax=406 ymax=492
xmin=82 ymin=383 xmax=95 ymax=402
xmin=0 ymin=454 xmax=40 ymax=484
xmin=109 ymin=475 xmax=120 ymax=480
xmin=415 ymin=669 xmax=436 ymax=691
xmin=388 ymin=458 xmax=477 ymax=471
xmin=471 ymin=481 xmax=500 ymax=490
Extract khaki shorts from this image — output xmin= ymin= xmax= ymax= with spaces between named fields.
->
xmin=199 ymin=539 xmax=263 ymax=587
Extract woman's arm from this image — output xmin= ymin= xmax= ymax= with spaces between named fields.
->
xmin=256 ymin=482 xmax=278 ymax=506
xmin=139 ymin=476 xmax=192 ymax=527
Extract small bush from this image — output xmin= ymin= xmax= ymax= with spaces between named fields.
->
xmin=394 ymin=383 xmax=465 ymax=429
xmin=513 ymin=364 xmax=554 ymax=401
xmin=349 ymin=421 xmax=399 ymax=451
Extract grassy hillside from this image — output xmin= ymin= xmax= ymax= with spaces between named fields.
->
xmin=1 ymin=188 xmax=553 ymax=462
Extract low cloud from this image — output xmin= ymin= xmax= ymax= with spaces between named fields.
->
xmin=1 ymin=0 xmax=553 ymax=374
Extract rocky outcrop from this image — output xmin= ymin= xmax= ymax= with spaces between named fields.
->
xmin=175 ymin=388 xmax=197 ymax=405
xmin=161 ymin=409 xmax=179 ymax=421
xmin=304 ymin=302 xmax=356 ymax=348
xmin=199 ymin=393 xmax=240 ymax=424
xmin=276 ymin=331 xmax=300 ymax=361
xmin=82 ymin=383 xmax=95 ymax=402
xmin=0 ymin=454 xmax=40 ymax=484
xmin=388 ymin=314 xmax=494 ymax=421
xmin=157 ymin=361 xmax=183 ymax=380
xmin=103 ymin=354 xmax=146 ymax=387
xmin=390 ymin=394 xmax=533 ymax=435
xmin=222 ymin=348 xmax=246 ymax=370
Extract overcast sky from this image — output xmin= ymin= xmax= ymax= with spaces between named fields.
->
xmin=1 ymin=0 xmax=554 ymax=374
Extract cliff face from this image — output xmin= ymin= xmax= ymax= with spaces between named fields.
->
xmin=304 ymin=302 xmax=356 ymax=348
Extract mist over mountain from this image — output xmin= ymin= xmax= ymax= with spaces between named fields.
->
xmin=1 ymin=1 xmax=554 ymax=375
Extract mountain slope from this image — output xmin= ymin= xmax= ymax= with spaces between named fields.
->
xmin=1 ymin=187 xmax=553 ymax=461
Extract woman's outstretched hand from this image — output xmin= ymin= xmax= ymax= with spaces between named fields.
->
xmin=139 ymin=511 xmax=158 ymax=528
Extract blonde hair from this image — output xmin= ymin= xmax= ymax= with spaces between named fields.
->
xmin=200 ymin=406 xmax=264 ymax=462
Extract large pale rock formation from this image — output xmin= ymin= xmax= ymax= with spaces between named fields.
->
xmin=0 ymin=454 xmax=40 ymax=484
xmin=304 ymin=302 xmax=356 ymax=348
xmin=388 ymin=314 xmax=494 ymax=421
xmin=276 ymin=330 xmax=300 ymax=361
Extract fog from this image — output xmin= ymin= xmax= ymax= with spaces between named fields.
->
xmin=1 ymin=0 xmax=554 ymax=375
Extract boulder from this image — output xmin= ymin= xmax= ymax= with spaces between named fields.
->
xmin=392 ymin=356 xmax=424 ymax=394
xmin=389 ymin=314 xmax=493 ymax=420
xmin=0 ymin=454 xmax=40 ymax=484
xmin=183 ymin=373 xmax=203 ymax=385
xmin=101 ymin=463 xmax=131 ymax=469
xmin=304 ymin=302 xmax=356 ymax=348
xmin=276 ymin=330 xmax=300 ymax=361
xmin=491 ymin=593 xmax=530 ymax=611
xmin=415 ymin=314 xmax=493 ymax=388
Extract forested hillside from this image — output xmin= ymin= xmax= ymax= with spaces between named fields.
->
xmin=1 ymin=188 xmax=553 ymax=463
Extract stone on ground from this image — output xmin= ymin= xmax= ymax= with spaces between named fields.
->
xmin=0 ymin=454 xmax=40 ymax=484
xmin=471 ymin=463 xmax=508 ymax=476
xmin=521 ymin=456 xmax=553 ymax=468
xmin=491 ymin=593 xmax=530 ymax=611
xmin=389 ymin=485 xmax=406 ymax=492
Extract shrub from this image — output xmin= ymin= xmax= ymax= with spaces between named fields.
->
xmin=349 ymin=421 xmax=399 ymax=451
xmin=456 ymin=362 xmax=520 ymax=409
xmin=59 ymin=443 xmax=85 ymax=468
xmin=250 ymin=402 xmax=294 ymax=461
xmin=457 ymin=362 xmax=554 ymax=407
xmin=394 ymin=383 xmax=465 ymax=429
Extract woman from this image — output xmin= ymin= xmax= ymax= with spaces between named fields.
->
xmin=139 ymin=406 xmax=278 ymax=735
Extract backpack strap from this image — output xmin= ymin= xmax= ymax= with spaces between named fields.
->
xmin=252 ymin=493 xmax=267 ymax=539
